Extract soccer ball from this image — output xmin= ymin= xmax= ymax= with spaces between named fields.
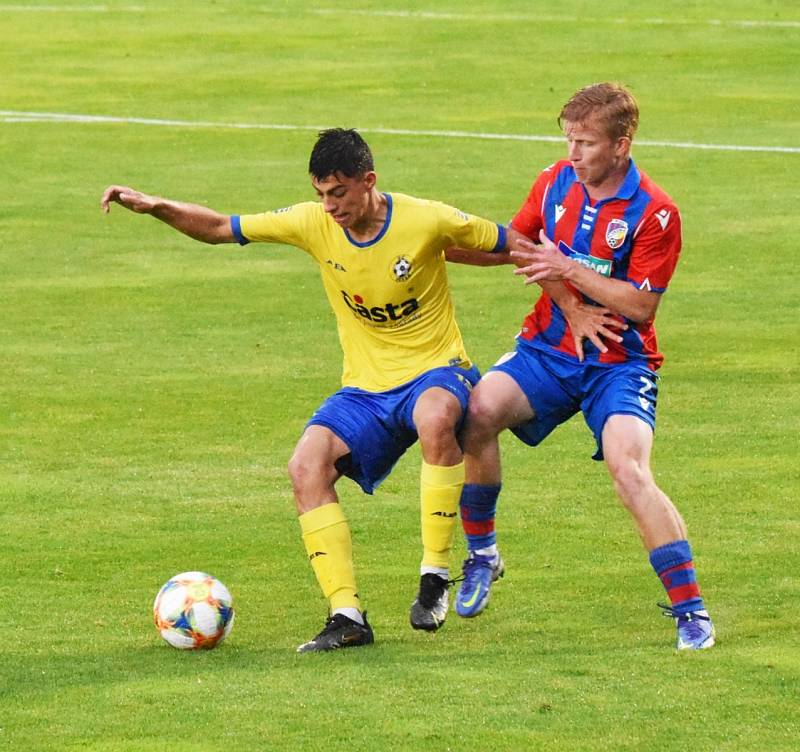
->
xmin=153 ymin=571 xmax=235 ymax=649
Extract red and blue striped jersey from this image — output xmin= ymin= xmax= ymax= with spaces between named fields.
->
xmin=511 ymin=159 xmax=682 ymax=370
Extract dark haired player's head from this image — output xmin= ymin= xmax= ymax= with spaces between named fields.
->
xmin=309 ymin=128 xmax=375 ymax=181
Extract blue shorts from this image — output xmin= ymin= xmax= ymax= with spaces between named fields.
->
xmin=307 ymin=364 xmax=480 ymax=494
xmin=489 ymin=341 xmax=659 ymax=461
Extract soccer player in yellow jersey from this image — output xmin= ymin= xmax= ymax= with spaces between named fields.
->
xmin=101 ymin=128 xmax=511 ymax=652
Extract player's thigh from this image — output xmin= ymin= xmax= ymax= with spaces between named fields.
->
xmin=601 ymin=414 xmax=655 ymax=475
xmin=289 ymin=424 xmax=350 ymax=478
xmin=582 ymin=363 xmax=658 ymax=461
xmin=307 ymin=388 xmax=413 ymax=495
xmin=467 ymin=370 xmax=536 ymax=433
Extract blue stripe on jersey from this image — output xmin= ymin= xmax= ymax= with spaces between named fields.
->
xmin=571 ymin=196 xmax=597 ymax=253
xmin=545 ymin=165 xmax=578 ymax=238
xmin=230 ymin=215 xmax=249 ymax=245
xmin=611 ymin=185 xmax=652 ymax=281
xmin=345 ymin=193 xmax=393 ymax=248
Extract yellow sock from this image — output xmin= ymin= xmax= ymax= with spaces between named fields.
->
xmin=299 ymin=503 xmax=361 ymax=613
xmin=420 ymin=460 xmax=464 ymax=571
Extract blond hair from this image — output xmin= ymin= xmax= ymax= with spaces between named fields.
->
xmin=558 ymin=82 xmax=639 ymax=141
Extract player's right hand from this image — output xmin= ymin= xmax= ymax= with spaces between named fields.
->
xmin=101 ymin=185 xmax=157 ymax=214
xmin=564 ymin=302 xmax=627 ymax=362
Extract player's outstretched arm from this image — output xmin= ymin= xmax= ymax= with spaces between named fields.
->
xmin=100 ymin=185 xmax=235 ymax=245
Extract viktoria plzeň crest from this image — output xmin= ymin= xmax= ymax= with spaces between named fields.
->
xmin=605 ymin=218 xmax=629 ymax=249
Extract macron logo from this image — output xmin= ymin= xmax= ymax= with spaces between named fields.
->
xmin=554 ymin=204 xmax=566 ymax=223
xmin=654 ymin=209 xmax=671 ymax=230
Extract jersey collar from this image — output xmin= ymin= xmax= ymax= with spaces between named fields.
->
xmin=344 ymin=193 xmax=393 ymax=248
xmin=615 ymin=159 xmax=641 ymax=200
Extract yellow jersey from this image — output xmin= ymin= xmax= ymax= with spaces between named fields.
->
xmin=233 ymin=192 xmax=504 ymax=392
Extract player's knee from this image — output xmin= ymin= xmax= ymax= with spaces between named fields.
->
xmin=608 ymin=456 xmax=652 ymax=506
xmin=287 ymin=450 xmax=324 ymax=493
xmin=464 ymin=393 xmax=503 ymax=440
xmin=417 ymin=411 xmax=459 ymax=454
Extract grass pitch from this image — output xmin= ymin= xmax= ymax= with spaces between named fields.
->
xmin=1 ymin=1 xmax=799 ymax=750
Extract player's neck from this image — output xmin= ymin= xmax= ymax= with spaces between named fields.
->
xmin=347 ymin=190 xmax=388 ymax=243
xmin=584 ymin=159 xmax=630 ymax=203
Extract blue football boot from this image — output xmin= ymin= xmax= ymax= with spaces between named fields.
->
xmin=660 ymin=604 xmax=716 ymax=650
xmin=455 ymin=552 xmax=505 ymax=618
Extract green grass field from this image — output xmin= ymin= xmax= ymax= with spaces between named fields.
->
xmin=2 ymin=1 xmax=799 ymax=749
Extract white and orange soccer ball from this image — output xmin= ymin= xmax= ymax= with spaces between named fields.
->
xmin=153 ymin=571 xmax=235 ymax=649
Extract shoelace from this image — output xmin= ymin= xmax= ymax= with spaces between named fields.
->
xmin=658 ymin=603 xmax=711 ymax=641
xmin=658 ymin=603 xmax=711 ymax=622
xmin=450 ymin=554 xmax=496 ymax=586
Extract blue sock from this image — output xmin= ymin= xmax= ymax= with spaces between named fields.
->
xmin=460 ymin=483 xmax=501 ymax=552
xmin=649 ymin=540 xmax=704 ymax=615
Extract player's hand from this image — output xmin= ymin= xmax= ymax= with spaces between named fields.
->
xmin=101 ymin=185 xmax=157 ymax=214
xmin=562 ymin=301 xmax=627 ymax=361
xmin=510 ymin=229 xmax=572 ymax=283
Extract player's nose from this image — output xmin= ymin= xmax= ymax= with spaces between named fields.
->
xmin=567 ymin=143 xmax=580 ymax=161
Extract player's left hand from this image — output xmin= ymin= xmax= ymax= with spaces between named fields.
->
xmin=510 ymin=229 xmax=572 ymax=283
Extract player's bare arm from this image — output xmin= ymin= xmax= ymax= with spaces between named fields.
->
xmin=512 ymin=230 xmax=660 ymax=322
xmin=101 ymin=185 xmax=234 ymax=245
xmin=444 ymin=246 xmax=513 ymax=266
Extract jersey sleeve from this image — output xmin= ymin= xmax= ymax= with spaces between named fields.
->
xmin=230 ymin=202 xmax=318 ymax=251
xmin=435 ymin=202 xmax=505 ymax=253
xmin=627 ymin=203 xmax=682 ymax=293
xmin=510 ymin=166 xmax=552 ymax=238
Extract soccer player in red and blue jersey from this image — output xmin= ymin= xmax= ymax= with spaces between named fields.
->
xmin=454 ymin=83 xmax=715 ymax=650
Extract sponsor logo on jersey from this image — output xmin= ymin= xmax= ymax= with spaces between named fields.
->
xmin=605 ymin=218 xmax=629 ymax=249
xmin=326 ymin=259 xmax=347 ymax=272
xmin=554 ymin=204 xmax=566 ymax=223
xmin=341 ymin=291 xmax=420 ymax=323
xmin=392 ymin=255 xmax=412 ymax=281
xmin=272 ymin=206 xmax=292 ymax=214
xmin=558 ymin=240 xmax=612 ymax=277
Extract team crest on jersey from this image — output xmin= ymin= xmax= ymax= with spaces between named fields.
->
xmin=605 ymin=218 xmax=629 ymax=249
xmin=391 ymin=255 xmax=413 ymax=281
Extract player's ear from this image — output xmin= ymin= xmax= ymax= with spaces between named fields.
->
xmin=615 ymin=136 xmax=631 ymax=158
xmin=362 ymin=171 xmax=377 ymax=190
